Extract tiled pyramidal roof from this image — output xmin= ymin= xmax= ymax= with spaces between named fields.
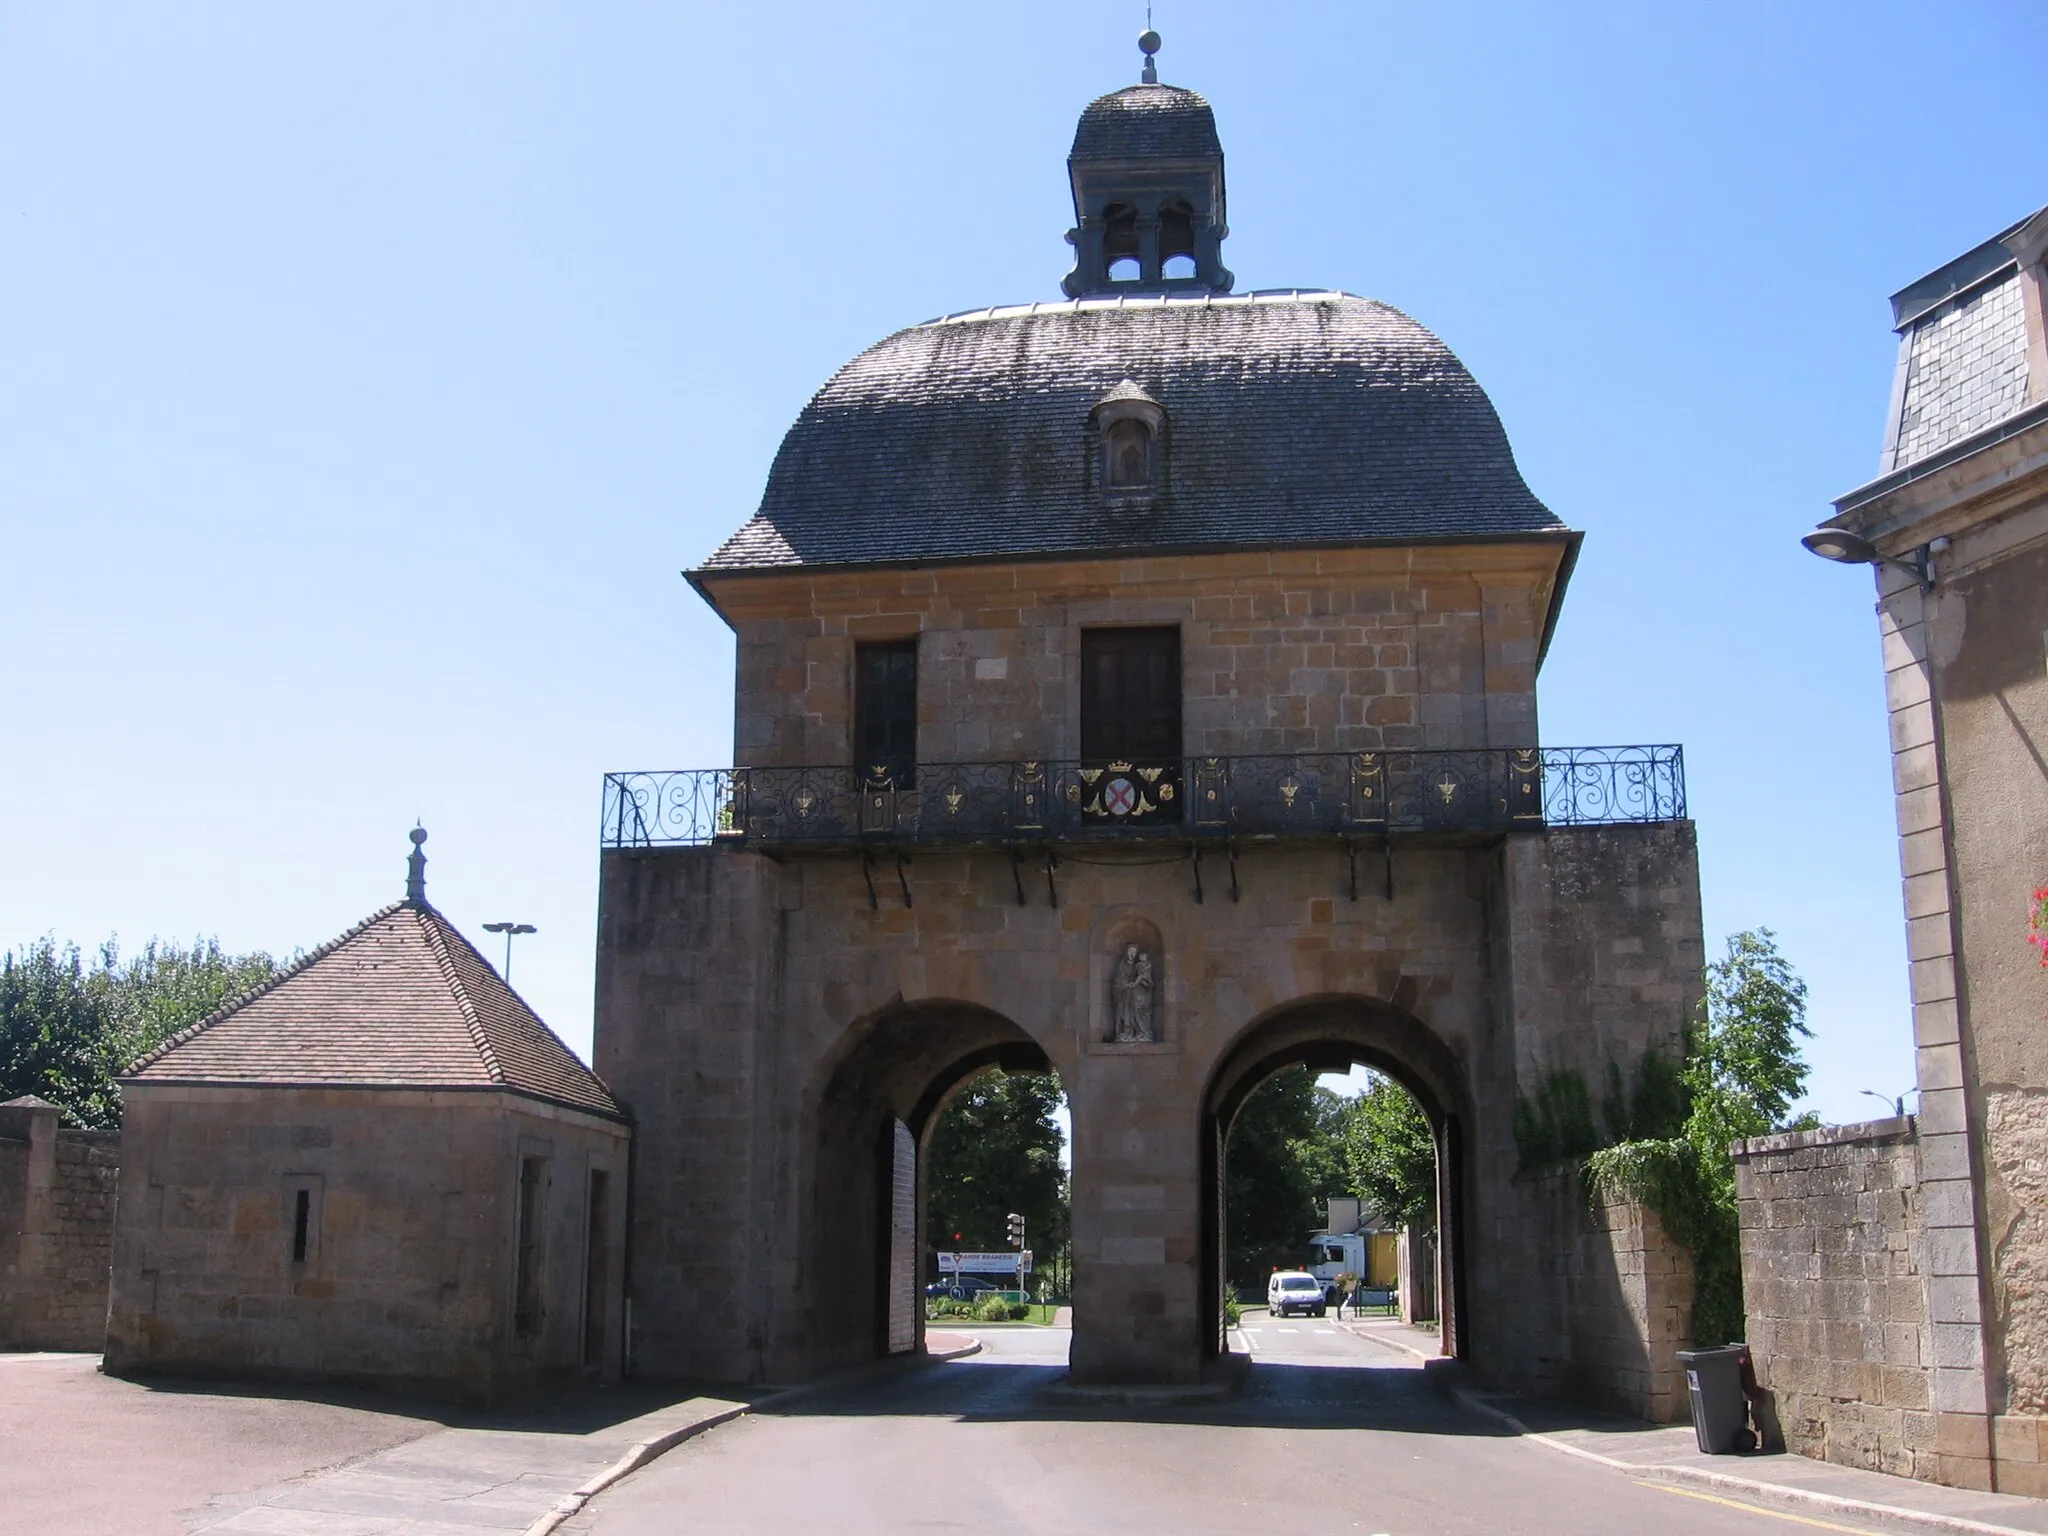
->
xmin=126 ymin=903 xmax=622 ymax=1121
xmin=702 ymin=293 xmax=1564 ymax=573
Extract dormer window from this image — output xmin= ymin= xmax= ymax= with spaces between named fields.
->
xmin=1091 ymin=381 xmax=1166 ymax=503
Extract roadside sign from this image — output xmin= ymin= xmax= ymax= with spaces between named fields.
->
xmin=937 ymin=1251 xmax=1033 ymax=1275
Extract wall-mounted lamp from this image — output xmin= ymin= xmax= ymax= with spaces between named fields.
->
xmin=1801 ymin=527 xmax=1936 ymax=591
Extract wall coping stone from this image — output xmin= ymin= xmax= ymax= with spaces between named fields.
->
xmin=1733 ymin=1116 xmax=1915 ymax=1160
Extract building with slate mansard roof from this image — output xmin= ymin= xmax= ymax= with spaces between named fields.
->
xmin=1729 ymin=203 xmax=2048 ymax=1492
xmin=104 ymin=831 xmax=630 ymax=1404
xmin=598 ymin=36 xmax=1705 ymax=1406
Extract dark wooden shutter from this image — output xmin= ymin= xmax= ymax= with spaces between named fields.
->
xmin=854 ymin=640 xmax=918 ymax=785
xmin=1080 ymin=627 xmax=1182 ymax=763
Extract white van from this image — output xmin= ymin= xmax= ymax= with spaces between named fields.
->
xmin=1267 ymin=1270 xmax=1326 ymax=1318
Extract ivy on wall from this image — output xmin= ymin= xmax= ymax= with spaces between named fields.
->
xmin=1518 ymin=930 xmax=1816 ymax=1348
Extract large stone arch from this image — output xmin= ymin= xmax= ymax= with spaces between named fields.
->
xmin=798 ymin=998 xmax=1051 ymax=1375
xmin=1198 ymin=994 xmax=1472 ymax=1363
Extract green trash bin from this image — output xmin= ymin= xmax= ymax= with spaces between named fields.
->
xmin=1678 ymin=1345 xmax=1755 ymax=1454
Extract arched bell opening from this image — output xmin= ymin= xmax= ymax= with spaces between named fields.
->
xmin=801 ymin=1001 xmax=1051 ymax=1376
xmin=1198 ymin=996 xmax=1471 ymax=1365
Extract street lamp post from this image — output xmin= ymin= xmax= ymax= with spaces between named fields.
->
xmin=481 ymin=922 xmax=537 ymax=983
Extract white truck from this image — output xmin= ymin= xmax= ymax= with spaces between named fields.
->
xmin=1306 ymin=1231 xmax=1367 ymax=1301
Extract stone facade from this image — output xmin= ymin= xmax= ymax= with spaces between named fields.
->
xmin=1771 ymin=202 xmax=2048 ymax=1493
xmin=713 ymin=546 xmax=1554 ymax=771
xmin=596 ymin=814 xmax=1703 ymax=1390
xmin=0 ymin=1096 xmax=120 ymax=1351
xmin=1496 ymin=1171 xmax=1694 ymax=1422
xmin=1733 ymin=1119 xmax=1944 ymax=1477
xmin=104 ymin=1087 xmax=628 ymax=1404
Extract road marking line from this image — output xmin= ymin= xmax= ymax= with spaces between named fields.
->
xmin=1639 ymin=1481 xmax=1883 ymax=1534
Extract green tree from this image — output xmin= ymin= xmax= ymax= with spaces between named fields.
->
xmin=1342 ymin=1072 xmax=1438 ymax=1232
xmin=925 ymin=1069 xmax=1068 ymax=1292
xmin=1224 ymin=1065 xmax=1348 ymax=1291
xmin=1588 ymin=928 xmax=1813 ymax=1346
xmin=0 ymin=935 xmax=277 ymax=1127
xmin=0 ymin=940 xmax=115 ymax=1124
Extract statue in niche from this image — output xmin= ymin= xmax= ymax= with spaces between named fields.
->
xmin=1111 ymin=942 xmax=1157 ymax=1042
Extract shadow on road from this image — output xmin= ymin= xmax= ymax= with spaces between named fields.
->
xmin=105 ymin=1365 xmax=739 ymax=1437
xmin=754 ymin=1353 xmax=1523 ymax=1435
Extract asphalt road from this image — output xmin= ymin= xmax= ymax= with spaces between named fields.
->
xmin=566 ymin=1314 xmax=1865 ymax=1535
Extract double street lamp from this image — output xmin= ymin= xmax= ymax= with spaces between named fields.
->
xmin=482 ymin=921 xmax=537 ymax=983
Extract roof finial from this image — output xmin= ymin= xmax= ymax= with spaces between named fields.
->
xmin=1138 ymin=21 xmax=1160 ymax=84
xmin=405 ymin=825 xmax=428 ymax=905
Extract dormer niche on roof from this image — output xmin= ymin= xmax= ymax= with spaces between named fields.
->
xmin=1090 ymin=379 xmax=1166 ymax=505
xmin=1062 ymin=31 xmax=1234 ymax=299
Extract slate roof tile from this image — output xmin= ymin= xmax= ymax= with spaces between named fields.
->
xmin=126 ymin=903 xmax=622 ymax=1121
xmin=1071 ymin=84 xmax=1222 ymax=161
xmin=700 ymin=292 xmax=1565 ymax=575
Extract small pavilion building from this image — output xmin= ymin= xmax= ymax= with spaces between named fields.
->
xmin=104 ymin=831 xmax=630 ymax=1404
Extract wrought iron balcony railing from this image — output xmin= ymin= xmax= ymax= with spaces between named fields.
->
xmin=600 ymin=746 xmax=1685 ymax=849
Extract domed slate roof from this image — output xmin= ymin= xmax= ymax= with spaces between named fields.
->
xmin=1071 ymin=84 xmax=1221 ymax=161
xmin=700 ymin=291 xmax=1565 ymax=574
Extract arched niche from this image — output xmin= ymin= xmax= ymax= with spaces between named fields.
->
xmin=1085 ymin=908 xmax=1173 ymax=1050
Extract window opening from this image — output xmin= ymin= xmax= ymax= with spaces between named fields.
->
xmin=1105 ymin=419 xmax=1152 ymax=489
xmin=1107 ymin=256 xmax=1141 ymax=283
xmin=291 ymin=1188 xmax=311 ymax=1264
xmin=515 ymin=1156 xmax=545 ymax=1339
xmin=1080 ymin=627 xmax=1182 ymax=765
xmin=582 ymin=1169 xmax=610 ymax=1368
xmin=1101 ymin=202 xmax=1139 ymax=265
xmin=1162 ymin=253 xmax=1197 ymax=280
xmin=854 ymin=639 xmax=918 ymax=787
xmin=1158 ymin=199 xmax=1196 ymax=266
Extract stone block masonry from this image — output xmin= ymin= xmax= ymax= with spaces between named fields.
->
xmin=0 ymin=1097 xmax=120 ymax=1351
xmin=1494 ymin=1172 xmax=1695 ymax=1422
xmin=1732 ymin=1119 xmax=1979 ymax=1486
xmin=596 ymin=819 xmax=1706 ymax=1398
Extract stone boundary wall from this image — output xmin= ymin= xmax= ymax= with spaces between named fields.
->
xmin=1494 ymin=1171 xmax=1694 ymax=1421
xmin=1732 ymin=1118 xmax=1964 ymax=1482
xmin=0 ymin=1099 xmax=121 ymax=1351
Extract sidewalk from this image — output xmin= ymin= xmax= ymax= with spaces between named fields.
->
xmin=1326 ymin=1320 xmax=2048 ymax=1534
xmin=189 ymin=1389 xmax=751 ymax=1536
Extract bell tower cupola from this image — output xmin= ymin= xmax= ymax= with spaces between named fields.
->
xmin=1062 ymin=31 xmax=1234 ymax=299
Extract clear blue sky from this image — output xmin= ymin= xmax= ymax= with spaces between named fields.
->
xmin=3 ymin=2 xmax=2041 ymax=1126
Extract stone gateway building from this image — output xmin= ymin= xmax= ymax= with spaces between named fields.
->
xmin=597 ymin=48 xmax=1705 ymax=1399
xmin=104 ymin=833 xmax=631 ymax=1405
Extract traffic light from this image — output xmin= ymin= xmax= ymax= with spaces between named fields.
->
xmin=1006 ymin=1212 xmax=1025 ymax=1248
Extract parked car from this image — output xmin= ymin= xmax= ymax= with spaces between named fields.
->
xmin=1268 ymin=1269 xmax=1326 ymax=1318
xmin=926 ymin=1275 xmax=1002 ymax=1302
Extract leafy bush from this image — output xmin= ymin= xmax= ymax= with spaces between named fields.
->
xmin=1586 ymin=930 xmax=1813 ymax=1346
xmin=976 ymin=1294 xmax=1014 ymax=1322
xmin=1222 ymin=1296 xmax=1242 ymax=1327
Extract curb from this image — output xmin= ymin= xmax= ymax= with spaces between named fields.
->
xmin=520 ymin=1399 xmax=748 ymax=1536
xmin=520 ymin=1340 xmax=983 ymax=1536
xmin=1333 ymin=1320 xmax=1439 ymax=1365
xmin=1449 ymin=1386 xmax=2042 ymax=1536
